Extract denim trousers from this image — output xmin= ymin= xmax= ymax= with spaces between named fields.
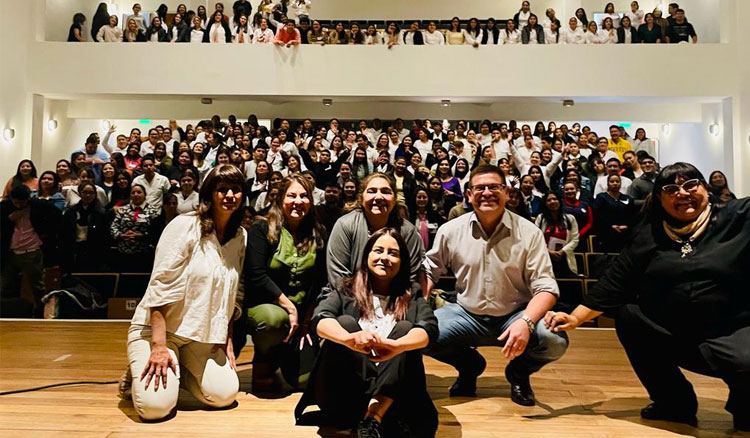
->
xmin=423 ymin=302 xmax=569 ymax=377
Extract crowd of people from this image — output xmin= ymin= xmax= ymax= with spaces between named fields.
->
xmin=0 ymin=115 xmax=738 ymax=315
xmin=68 ymin=1 xmax=698 ymax=45
xmin=1 ymin=113 xmax=746 ymax=436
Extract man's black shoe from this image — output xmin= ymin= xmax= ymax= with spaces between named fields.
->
xmin=356 ymin=417 xmax=382 ymax=438
xmin=505 ymin=366 xmax=535 ymax=406
xmin=449 ymin=353 xmax=486 ymax=397
xmin=640 ymin=403 xmax=698 ymax=426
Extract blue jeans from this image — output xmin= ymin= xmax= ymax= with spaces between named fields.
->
xmin=423 ymin=303 xmax=569 ymax=377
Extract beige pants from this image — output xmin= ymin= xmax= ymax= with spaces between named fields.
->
xmin=127 ymin=325 xmax=239 ymax=420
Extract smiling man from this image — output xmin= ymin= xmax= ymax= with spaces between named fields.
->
xmin=422 ymin=164 xmax=568 ymax=406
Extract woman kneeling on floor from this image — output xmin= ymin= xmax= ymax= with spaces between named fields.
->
xmin=295 ymin=228 xmax=439 ymax=438
xmin=120 ymin=164 xmax=247 ymax=421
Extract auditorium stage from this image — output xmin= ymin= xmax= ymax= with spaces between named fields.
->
xmin=0 ymin=321 xmax=745 ymax=438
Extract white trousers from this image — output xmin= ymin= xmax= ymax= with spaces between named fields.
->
xmin=127 ymin=325 xmax=239 ymax=420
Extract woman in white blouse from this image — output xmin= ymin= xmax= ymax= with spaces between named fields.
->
xmin=602 ymin=2 xmax=621 ymax=28
xmin=364 ymin=24 xmax=382 ymax=45
xmin=545 ymin=21 xmax=561 ymax=44
xmin=584 ymin=21 xmax=604 ymax=44
xmin=203 ymin=10 xmax=232 ymax=43
xmin=120 ymin=165 xmax=248 ymax=421
xmin=626 ymin=1 xmax=645 ymax=26
xmin=232 ymin=15 xmax=252 ymax=43
xmin=600 ymin=17 xmax=618 ymax=44
xmin=190 ymin=16 xmax=204 ymax=43
xmin=176 ymin=172 xmax=199 ymax=214
xmin=252 ymin=18 xmax=275 ymax=44
xmin=97 ymin=15 xmax=123 ymax=42
xmin=445 ymin=17 xmax=467 ymax=45
xmin=501 ymin=19 xmax=521 ymax=44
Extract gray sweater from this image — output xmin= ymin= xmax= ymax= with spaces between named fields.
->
xmin=326 ymin=209 xmax=425 ymax=290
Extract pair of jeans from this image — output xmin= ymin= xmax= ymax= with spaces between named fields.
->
xmin=423 ymin=302 xmax=569 ymax=377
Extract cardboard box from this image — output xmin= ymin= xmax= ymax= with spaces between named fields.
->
xmin=108 ymin=297 xmax=140 ymax=319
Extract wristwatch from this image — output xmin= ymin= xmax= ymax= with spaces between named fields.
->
xmin=520 ymin=315 xmax=536 ymax=334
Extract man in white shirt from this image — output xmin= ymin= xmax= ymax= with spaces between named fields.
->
xmin=594 ymin=158 xmax=633 ymax=196
xmin=423 ymin=164 xmax=568 ymax=405
xmin=423 ymin=21 xmax=445 ymax=45
xmin=132 ymin=155 xmax=171 ymax=210
xmin=244 ymin=145 xmax=267 ymax=180
xmin=594 ymin=136 xmax=619 ymax=163
xmin=139 ymin=128 xmax=160 ymax=156
xmin=561 ymin=17 xmax=585 ymax=44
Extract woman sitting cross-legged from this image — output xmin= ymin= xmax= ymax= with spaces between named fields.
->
xmin=234 ymin=174 xmax=327 ymax=395
xmin=295 ymin=228 xmax=439 ymax=438
xmin=119 ymin=165 xmax=247 ymax=421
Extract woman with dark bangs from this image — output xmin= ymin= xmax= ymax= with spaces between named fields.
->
xmin=295 ymin=228 xmax=438 ymax=438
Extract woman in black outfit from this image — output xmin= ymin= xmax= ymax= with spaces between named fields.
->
xmin=295 ymin=228 xmax=438 ymax=438
xmin=60 ymin=182 xmax=108 ymax=273
xmin=68 ymin=13 xmax=86 ymax=41
xmin=91 ymin=3 xmax=109 ymax=41
xmin=546 ymin=163 xmax=750 ymax=432
xmin=144 ymin=16 xmax=169 ymax=42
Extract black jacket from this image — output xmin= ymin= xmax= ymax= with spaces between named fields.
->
xmin=60 ymin=202 xmax=108 ymax=272
xmin=299 ymin=148 xmax=351 ymax=189
xmin=203 ymin=21 xmax=233 ymax=43
xmin=0 ymin=198 xmax=62 ymax=266
xmin=402 ymin=30 xmax=424 ymax=45
xmin=617 ymin=26 xmax=640 ymax=43
xmin=172 ymin=23 xmax=191 ymax=42
xmin=144 ymin=26 xmax=169 ymax=42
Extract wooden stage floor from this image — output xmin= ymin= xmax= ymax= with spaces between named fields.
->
xmin=0 ymin=321 xmax=746 ymax=438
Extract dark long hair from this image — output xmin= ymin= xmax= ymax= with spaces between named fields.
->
xmin=92 ymin=2 xmax=110 ymax=39
xmin=528 ymin=165 xmax=550 ymax=194
xmin=344 ymin=228 xmax=411 ymax=321
xmin=111 ymin=170 xmax=132 ymax=203
xmin=38 ymin=171 xmax=60 ymax=197
xmin=198 ymin=164 xmax=247 ymax=239
xmin=12 ymin=159 xmax=38 ymax=187
xmin=263 ymin=174 xmax=325 ymax=253
xmin=540 ymin=192 xmax=568 ymax=229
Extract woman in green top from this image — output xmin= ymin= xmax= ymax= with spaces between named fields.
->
xmin=236 ymin=174 xmax=327 ymax=395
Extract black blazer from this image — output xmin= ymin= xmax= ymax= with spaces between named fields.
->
xmin=172 ymin=23 xmax=191 ymax=42
xmin=60 ymin=202 xmax=108 ymax=272
xmin=617 ymin=26 xmax=640 ymax=43
xmin=402 ymin=30 xmax=424 ymax=45
xmin=203 ymin=21 xmax=233 ymax=43
xmin=144 ymin=26 xmax=169 ymax=42
xmin=0 ymin=198 xmax=62 ymax=265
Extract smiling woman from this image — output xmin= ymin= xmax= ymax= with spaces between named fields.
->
xmin=546 ymin=162 xmax=750 ymax=431
xmin=326 ymin=173 xmax=425 ymax=294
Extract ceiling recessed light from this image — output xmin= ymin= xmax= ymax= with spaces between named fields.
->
xmin=47 ymin=119 xmax=58 ymax=131
xmin=441 ymin=99 xmax=451 ymax=107
xmin=201 ymin=97 xmax=213 ymax=105
xmin=322 ymin=99 xmax=333 ymax=106
xmin=562 ymin=99 xmax=575 ymax=107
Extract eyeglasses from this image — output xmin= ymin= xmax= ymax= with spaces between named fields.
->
xmin=471 ymin=184 xmax=506 ymax=193
xmin=661 ymin=179 xmax=701 ymax=196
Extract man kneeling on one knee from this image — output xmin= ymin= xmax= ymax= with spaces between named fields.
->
xmin=422 ymin=164 xmax=569 ymax=406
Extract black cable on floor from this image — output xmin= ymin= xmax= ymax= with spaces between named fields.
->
xmin=0 ymin=380 xmax=118 ymax=396
xmin=0 ymin=362 xmax=255 ymax=396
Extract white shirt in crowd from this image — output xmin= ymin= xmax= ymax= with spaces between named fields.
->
xmin=97 ymin=25 xmax=123 ymax=42
xmin=423 ymin=30 xmax=445 ymax=45
xmin=561 ymin=26 xmax=585 ymax=44
xmin=359 ymin=295 xmax=397 ymax=341
xmin=190 ymin=29 xmax=204 ymax=43
xmin=149 ymin=32 xmax=160 ymax=43
xmin=625 ymin=9 xmax=645 ymax=26
xmin=492 ymin=139 xmax=510 ymax=160
xmin=209 ymin=25 xmax=227 ymax=43
xmin=501 ymin=29 xmax=521 ymax=44
xmin=516 ymin=11 xmax=531 ymax=29
xmin=176 ymin=191 xmax=199 ymax=214
xmin=527 ymin=28 xmax=539 ymax=44
xmin=131 ymin=214 xmax=246 ymax=344
xmin=253 ymin=28 xmax=275 ymax=43
xmin=602 ymin=12 xmax=621 ymax=28
xmin=233 ymin=27 xmax=252 ymax=43
xmin=544 ymin=28 xmax=559 ymax=44
xmin=364 ymin=33 xmax=382 ymax=45
xmin=594 ymin=174 xmax=633 ymax=197
xmin=599 ymin=29 xmax=617 ymax=44
xmin=139 ymin=140 xmax=157 ymax=156
xmin=132 ymin=173 xmax=171 ymax=210
xmin=292 ymin=0 xmax=312 ymax=17
xmin=414 ymin=139 xmax=433 ymax=158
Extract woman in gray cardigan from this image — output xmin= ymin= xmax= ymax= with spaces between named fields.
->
xmin=521 ymin=14 xmax=546 ymax=44
xmin=326 ymin=173 xmax=425 ymax=295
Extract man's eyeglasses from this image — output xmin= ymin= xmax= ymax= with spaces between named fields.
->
xmin=471 ymin=184 xmax=506 ymax=194
xmin=661 ymin=179 xmax=701 ymax=196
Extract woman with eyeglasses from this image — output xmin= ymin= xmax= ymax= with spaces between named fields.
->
xmin=546 ymin=162 xmax=750 ymax=432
